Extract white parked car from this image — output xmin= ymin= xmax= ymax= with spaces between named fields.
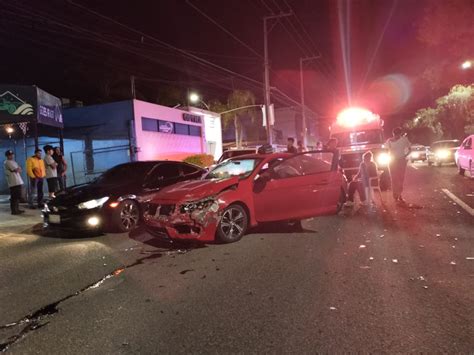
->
xmin=455 ymin=134 xmax=474 ymax=176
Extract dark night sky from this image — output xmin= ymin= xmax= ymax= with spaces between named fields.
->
xmin=0 ymin=0 xmax=470 ymax=130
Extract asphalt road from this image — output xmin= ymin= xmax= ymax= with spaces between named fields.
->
xmin=0 ymin=163 xmax=473 ymax=353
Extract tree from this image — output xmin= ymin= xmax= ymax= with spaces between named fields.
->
xmin=210 ymin=90 xmax=259 ymax=148
xmin=405 ymin=84 xmax=474 ymax=142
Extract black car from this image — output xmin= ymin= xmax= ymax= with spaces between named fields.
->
xmin=427 ymin=140 xmax=460 ymax=166
xmin=43 ymin=161 xmax=205 ymax=232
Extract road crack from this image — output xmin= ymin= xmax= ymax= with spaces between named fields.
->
xmin=0 ymin=245 xmax=196 ymax=352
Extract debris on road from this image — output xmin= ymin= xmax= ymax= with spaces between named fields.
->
xmin=329 ymin=307 xmax=337 ymax=311
xmin=436 ymin=234 xmax=441 ymax=237
xmin=450 ymin=261 xmax=457 ymax=265
xmin=360 ymin=266 xmax=371 ymax=269
xmin=423 ymin=286 xmax=429 ymax=289
xmin=392 ymin=259 xmax=399 ymax=264
xmin=379 ymin=234 xmax=385 ymax=238
xmin=369 ymin=257 xmax=374 ymax=261
xmin=466 ymin=257 xmax=474 ymax=260
xmin=359 ymin=244 xmax=367 ymax=249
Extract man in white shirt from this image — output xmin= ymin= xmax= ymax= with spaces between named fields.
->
xmin=43 ymin=145 xmax=58 ymax=198
xmin=4 ymin=150 xmax=24 ymax=215
xmin=386 ymin=127 xmax=411 ymax=204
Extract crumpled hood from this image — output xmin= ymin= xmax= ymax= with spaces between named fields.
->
xmin=152 ymin=177 xmax=239 ymax=202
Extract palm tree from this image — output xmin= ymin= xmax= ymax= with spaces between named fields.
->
xmin=210 ymin=90 xmax=259 ymax=148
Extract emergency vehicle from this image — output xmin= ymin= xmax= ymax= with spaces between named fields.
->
xmin=330 ymin=107 xmax=391 ymax=190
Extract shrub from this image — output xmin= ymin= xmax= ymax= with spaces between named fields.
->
xmin=183 ymin=154 xmax=215 ymax=167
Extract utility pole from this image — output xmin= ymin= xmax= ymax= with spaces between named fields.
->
xmin=264 ymin=12 xmax=292 ymax=145
xmin=130 ymin=75 xmax=136 ymax=99
xmin=299 ymin=55 xmax=321 ymax=148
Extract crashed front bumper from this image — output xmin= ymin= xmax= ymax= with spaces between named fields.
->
xmin=144 ymin=200 xmax=221 ymax=242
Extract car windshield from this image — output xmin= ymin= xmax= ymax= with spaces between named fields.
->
xmin=433 ymin=141 xmax=459 ymax=149
xmin=95 ymin=163 xmax=156 ymax=184
xmin=205 ymin=158 xmax=260 ymax=180
xmin=217 ymin=150 xmax=254 ymax=163
xmin=331 ymin=129 xmax=383 ymax=146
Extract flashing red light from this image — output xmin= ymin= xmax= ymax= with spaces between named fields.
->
xmin=336 ymin=107 xmax=379 ymax=128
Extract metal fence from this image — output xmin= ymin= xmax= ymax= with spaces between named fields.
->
xmin=69 ymin=145 xmax=131 ymax=185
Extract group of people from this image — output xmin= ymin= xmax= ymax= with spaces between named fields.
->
xmin=284 ymin=127 xmax=411 ymax=207
xmin=3 ymin=146 xmax=67 ymax=214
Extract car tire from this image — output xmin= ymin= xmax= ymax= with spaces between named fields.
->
xmin=336 ymin=189 xmax=347 ymax=213
xmin=458 ymin=164 xmax=465 ymax=176
xmin=216 ymin=204 xmax=248 ymax=243
xmin=110 ymin=199 xmax=140 ymax=233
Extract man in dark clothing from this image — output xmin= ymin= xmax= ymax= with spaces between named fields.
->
xmin=325 ymin=138 xmax=341 ymax=170
xmin=53 ymin=147 xmax=67 ymax=191
xmin=286 ymin=138 xmax=298 ymax=154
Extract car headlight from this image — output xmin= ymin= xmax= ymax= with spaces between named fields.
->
xmin=78 ymin=197 xmax=109 ymax=210
xmin=435 ymin=149 xmax=450 ymax=159
xmin=376 ymin=152 xmax=391 ymax=166
xmin=411 ymin=152 xmax=420 ymax=159
xmin=180 ymin=197 xmax=218 ymax=214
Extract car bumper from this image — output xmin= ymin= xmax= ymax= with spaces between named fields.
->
xmin=42 ymin=206 xmax=105 ymax=230
xmin=144 ymin=209 xmax=218 ymax=242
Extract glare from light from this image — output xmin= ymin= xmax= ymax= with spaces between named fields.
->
xmin=336 ymin=107 xmax=379 ymax=128
xmin=87 ymin=216 xmax=100 ymax=227
xmin=78 ymin=197 xmax=109 ymax=210
xmin=411 ymin=152 xmax=420 ymax=159
xmin=6 ymin=127 xmax=14 ymax=134
xmin=376 ymin=152 xmax=391 ymax=166
xmin=189 ymin=93 xmax=200 ymax=103
xmin=435 ymin=149 xmax=450 ymax=159
xmin=109 ymin=201 xmax=120 ymax=208
xmin=461 ymin=60 xmax=472 ymax=70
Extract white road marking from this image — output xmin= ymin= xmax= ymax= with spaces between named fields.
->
xmin=442 ymin=188 xmax=474 ymax=217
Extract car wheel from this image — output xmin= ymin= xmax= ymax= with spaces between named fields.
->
xmin=216 ymin=204 xmax=248 ymax=243
xmin=111 ymin=199 xmax=140 ymax=233
xmin=470 ymin=161 xmax=473 ymax=177
xmin=336 ymin=189 xmax=346 ymax=213
xmin=458 ymin=163 xmax=465 ymax=176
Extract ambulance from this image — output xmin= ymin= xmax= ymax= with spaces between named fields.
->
xmin=330 ymin=107 xmax=391 ymax=190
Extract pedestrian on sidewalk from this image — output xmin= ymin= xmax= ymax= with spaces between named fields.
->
xmin=4 ymin=150 xmax=25 ymax=215
xmin=297 ymin=140 xmax=306 ymax=153
xmin=53 ymin=147 xmax=67 ymax=191
xmin=386 ymin=127 xmax=411 ymax=204
xmin=26 ymin=149 xmax=46 ymax=209
xmin=43 ymin=145 xmax=59 ymax=199
xmin=344 ymin=151 xmax=378 ymax=207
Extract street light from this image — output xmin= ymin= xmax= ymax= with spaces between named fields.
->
xmin=189 ymin=92 xmax=209 ymax=110
xmin=461 ymin=60 xmax=472 ymax=70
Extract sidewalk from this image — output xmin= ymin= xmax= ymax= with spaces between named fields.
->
xmin=0 ymin=196 xmax=44 ymax=234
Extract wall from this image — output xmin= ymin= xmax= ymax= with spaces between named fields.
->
xmin=187 ymin=107 xmax=223 ymax=160
xmin=133 ymin=100 xmax=204 ymax=161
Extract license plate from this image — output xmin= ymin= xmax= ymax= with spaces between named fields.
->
xmin=49 ymin=214 xmax=61 ymax=224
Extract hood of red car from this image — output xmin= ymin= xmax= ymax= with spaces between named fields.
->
xmin=152 ymin=177 xmax=240 ymax=202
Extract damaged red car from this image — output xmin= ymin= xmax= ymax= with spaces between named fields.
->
xmin=144 ymin=151 xmax=347 ymax=243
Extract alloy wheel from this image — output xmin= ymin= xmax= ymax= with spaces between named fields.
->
xmin=219 ymin=206 xmax=246 ymax=241
xmin=120 ymin=201 xmax=139 ymax=230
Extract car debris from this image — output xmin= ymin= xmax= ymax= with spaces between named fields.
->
xmin=392 ymin=259 xmax=399 ymax=263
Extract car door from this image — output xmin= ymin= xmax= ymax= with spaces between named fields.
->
xmin=461 ymin=137 xmax=472 ymax=168
xmin=253 ymin=151 xmax=340 ymax=222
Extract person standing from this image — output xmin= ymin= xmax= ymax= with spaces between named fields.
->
xmin=325 ymin=138 xmax=341 ymax=170
xmin=297 ymin=140 xmax=306 ymax=153
xmin=43 ymin=145 xmax=59 ymax=199
xmin=4 ymin=150 xmax=25 ymax=215
xmin=344 ymin=151 xmax=378 ymax=207
xmin=286 ymin=137 xmax=298 ymax=154
xmin=386 ymin=127 xmax=411 ymax=204
xmin=316 ymin=141 xmax=323 ymax=151
xmin=53 ymin=147 xmax=67 ymax=191
xmin=26 ymin=149 xmax=46 ymax=209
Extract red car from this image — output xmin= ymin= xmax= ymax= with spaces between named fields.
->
xmin=144 ymin=151 xmax=347 ymax=243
